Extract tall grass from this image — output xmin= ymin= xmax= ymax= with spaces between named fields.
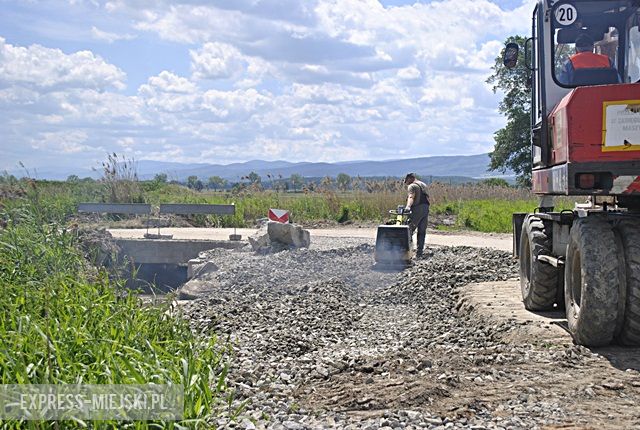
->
xmin=142 ymin=182 xmax=535 ymax=227
xmin=0 ymin=187 xmax=234 ymax=428
xmin=4 ymin=176 xmax=558 ymax=232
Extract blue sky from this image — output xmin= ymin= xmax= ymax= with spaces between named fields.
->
xmin=0 ymin=0 xmax=533 ymax=176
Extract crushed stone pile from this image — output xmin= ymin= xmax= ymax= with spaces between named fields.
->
xmin=180 ymin=237 xmax=638 ymax=430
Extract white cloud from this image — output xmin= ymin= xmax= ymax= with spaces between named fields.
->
xmin=142 ymin=71 xmax=197 ymax=94
xmin=0 ymin=37 xmax=126 ymax=91
xmin=31 ymin=130 xmax=91 ymax=153
xmin=91 ymin=26 xmax=137 ymax=43
xmin=189 ymin=42 xmax=272 ymax=87
xmin=190 ymin=42 xmax=246 ymax=80
xmin=1 ymin=0 xmax=538 ymax=172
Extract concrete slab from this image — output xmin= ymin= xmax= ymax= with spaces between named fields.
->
xmin=115 ymin=238 xmax=245 ymax=264
xmin=457 ymin=280 xmax=572 ymax=346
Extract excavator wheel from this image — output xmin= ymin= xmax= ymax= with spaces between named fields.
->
xmin=519 ymin=215 xmax=559 ymax=311
xmin=564 ymin=217 xmax=620 ymax=347
xmin=615 ymin=221 xmax=640 ymax=346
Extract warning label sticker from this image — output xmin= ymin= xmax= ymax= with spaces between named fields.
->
xmin=603 ymin=100 xmax=640 ymax=151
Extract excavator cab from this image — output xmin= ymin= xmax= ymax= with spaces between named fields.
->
xmin=506 ymin=1 xmax=640 ymax=177
xmin=505 ymin=0 xmax=640 ymax=347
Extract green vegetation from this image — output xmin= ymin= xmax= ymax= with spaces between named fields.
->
xmin=1 ymin=172 xmax=542 ymax=232
xmin=480 ymin=178 xmax=510 ymax=187
xmin=432 ymin=199 xmax=537 ymax=233
xmin=432 ymin=198 xmax=575 ymax=233
xmin=0 ymin=184 xmax=234 ymax=428
xmin=487 ymin=35 xmax=532 ymax=187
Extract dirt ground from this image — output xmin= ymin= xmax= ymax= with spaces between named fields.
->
xmin=290 ymin=279 xmax=640 ymax=429
xmin=454 ymin=281 xmax=640 ymax=430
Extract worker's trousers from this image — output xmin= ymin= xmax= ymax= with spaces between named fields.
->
xmin=409 ymin=203 xmax=429 ymax=254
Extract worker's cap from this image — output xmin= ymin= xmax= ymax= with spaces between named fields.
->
xmin=575 ymin=34 xmax=594 ymax=48
xmin=404 ymin=173 xmax=416 ymax=183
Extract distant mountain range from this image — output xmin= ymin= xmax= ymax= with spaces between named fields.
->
xmin=12 ymin=153 xmax=512 ymax=181
xmin=134 ymin=153 xmax=509 ymax=181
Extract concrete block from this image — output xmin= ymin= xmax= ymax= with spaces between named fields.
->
xmin=248 ymin=227 xmax=270 ymax=252
xmin=267 ymin=221 xmax=311 ymax=248
xmin=177 ymin=279 xmax=219 ymax=300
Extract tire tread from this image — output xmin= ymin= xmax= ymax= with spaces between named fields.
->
xmin=520 ymin=215 xmax=558 ymax=311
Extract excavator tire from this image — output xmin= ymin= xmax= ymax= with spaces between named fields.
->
xmin=519 ymin=215 xmax=559 ymax=311
xmin=564 ymin=217 xmax=620 ymax=347
xmin=615 ymin=221 xmax=640 ymax=346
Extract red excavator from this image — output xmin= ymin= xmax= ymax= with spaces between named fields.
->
xmin=507 ymin=0 xmax=640 ymax=346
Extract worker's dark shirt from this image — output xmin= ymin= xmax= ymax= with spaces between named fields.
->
xmin=558 ymin=52 xmax=620 ymax=84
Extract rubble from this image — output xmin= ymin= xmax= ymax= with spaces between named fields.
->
xmin=180 ymin=236 xmax=640 ymax=429
xmin=248 ymin=221 xmax=311 ymax=253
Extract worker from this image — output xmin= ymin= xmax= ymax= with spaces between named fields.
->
xmin=558 ymin=33 xmax=619 ymax=84
xmin=403 ymin=173 xmax=430 ymax=258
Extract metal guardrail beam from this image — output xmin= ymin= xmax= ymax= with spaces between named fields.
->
xmin=159 ymin=203 xmax=235 ymax=215
xmin=78 ymin=203 xmax=151 ymax=215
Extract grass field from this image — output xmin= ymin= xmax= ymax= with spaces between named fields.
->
xmin=435 ymin=199 xmax=539 ymax=233
xmin=142 ymin=181 xmax=543 ymax=233
xmin=1 ymin=176 xmax=551 ymax=233
xmin=0 ymin=185 xmax=237 ymax=428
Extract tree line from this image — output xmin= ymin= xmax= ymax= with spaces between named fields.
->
xmin=178 ymin=172 xmax=355 ymax=192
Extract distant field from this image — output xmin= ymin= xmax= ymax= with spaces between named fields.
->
xmin=145 ymin=181 xmax=542 ymax=232
xmin=0 ymin=177 xmax=550 ymax=233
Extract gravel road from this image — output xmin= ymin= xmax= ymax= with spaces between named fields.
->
xmin=108 ymin=227 xmax=513 ymax=252
xmin=180 ymin=236 xmax=640 ymax=429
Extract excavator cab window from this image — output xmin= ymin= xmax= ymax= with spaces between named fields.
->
xmin=552 ymin=0 xmax=639 ymax=87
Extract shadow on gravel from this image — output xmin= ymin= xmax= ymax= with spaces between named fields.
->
xmin=531 ymin=314 xmax=640 ymax=372
xmin=528 ymin=313 xmax=640 ymax=371
xmin=371 ymin=263 xmax=411 ymax=273
xmin=528 ymin=309 xmax=566 ymax=320
xmin=527 ymin=310 xmax=640 ymax=371
xmin=592 ymin=347 xmax=640 ymax=371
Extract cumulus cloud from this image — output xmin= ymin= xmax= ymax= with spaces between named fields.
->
xmin=0 ymin=37 xmax=126 ymax=90
xmin=189 ymin=41 xmax=272 ymax=86
xmin=142 ymin=71 xmax=197 ymax=94
xmin=190 ymin=42 xmax=245 ymax=80
xmin=1 ymin=0 xmax=537 ymax=172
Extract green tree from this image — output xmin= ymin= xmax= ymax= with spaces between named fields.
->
xmin=208 ymin=175 xmax=227 ymax=190
xmin=245 ymin=171 xmax=261 ymax=184
xmin=336 ymin=173 xmax=352 ymax=192
xmin=154 ymin=173 xmax=168 ymax=183
xmin=482 ymin=177 xmax=510 ymax=187
xmin=486 ymin=35 xmax=532 ymax=187
xmin=290 ymin=173 xmax=304 ymax=192
xmin=187 ymin=175 xmax=199 ymax=189
xmin=0 ymin=174 xmax=18 ymax=185
xmin=66 ymin=175 xmax=80 ymax=183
